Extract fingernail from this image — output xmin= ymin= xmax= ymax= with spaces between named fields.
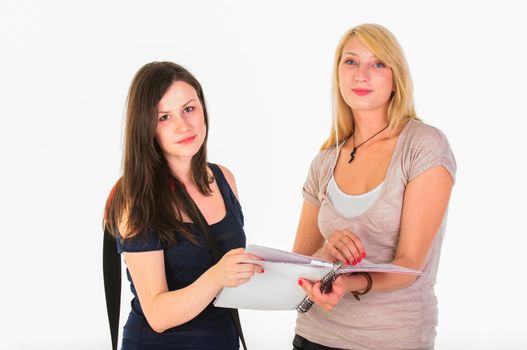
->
xmin=357 ymin=257 xmax=361 ymax=262
xmin=298 ymin=279 xmax=303 ymax=286
xmin=346 ymin=260 xmax=351 ymax=265
xmin=352 ymin=260 xmax=357 ymax=266
xmin=261 ymin=268 xmax=265 ymax=273
xmin=362 ymin=252 xmax=366 ymax=258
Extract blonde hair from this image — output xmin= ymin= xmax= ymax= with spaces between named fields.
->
xmin=321 ymin=23 xmax=420 ymax=150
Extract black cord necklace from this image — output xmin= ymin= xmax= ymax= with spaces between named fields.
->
xmin=348 ymin=123 xmax=389 ymax=163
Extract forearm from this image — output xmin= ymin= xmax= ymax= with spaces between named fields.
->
xmin=307 ymin=245 xmax=324 ymax=258
xmin=369 ymin=273 xmax=416 ymax=292
xmin=344 ymin=258 xmax=419 ymax=293
xmin=293 ymin=238 xmax=324 ymax=257
xmin=144 ymin=268 xmax=221 ymax=333
xmin=372 ymin=256 xmax=421 ymax=291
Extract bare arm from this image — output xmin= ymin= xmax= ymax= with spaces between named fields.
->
xmin=120 ymin=164 xmax=261 ymax=333
xmin=344 ymin=165 xmax=454 ymax=293
xmin=124 ymin=248 xmax=262 ymax=333
xmin=297 ymin=166 xmax=453 ymax=310
xmin=292 ymin=201 xmax=325 ymax=256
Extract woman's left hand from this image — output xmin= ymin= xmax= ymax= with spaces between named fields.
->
xmin=297 ymin=275 xmax=347 ymax=311
xmin=315 ymin=229 xmax=366 ymax=266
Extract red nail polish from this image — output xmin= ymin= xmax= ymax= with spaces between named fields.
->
xmin=298 ymin=279 xmax=303 ymax=286
xmin=352 ymin=260 xmax=357 ymax=266
xmin=346 ymin=260 xmax=351 ymax=265
xmin=261 ymin=268 xmax=265 ymax=273
xmin=362 ymin=252 xmax=366 ymax=258
xmin=357 ymin=257 xmax=361 ymax=262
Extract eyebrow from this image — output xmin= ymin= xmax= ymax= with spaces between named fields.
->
xmin=158 ymin=98 xmax=196 ymax=114
xmin=342 ymin=51 xmax=377 ymax=59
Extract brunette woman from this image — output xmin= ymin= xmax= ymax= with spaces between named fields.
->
xmin=105 ymin=62 xmax=262 ymax=349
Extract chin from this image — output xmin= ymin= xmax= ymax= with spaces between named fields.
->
xmin=350 ymin=104 xmax=373 ymax=111
xmin=164 ymin=148 xmax=201 ymax=161
xmin=350 ymin=102 xmax=386 ymax=112
xmin=180 ymin=149 xmax=201 ymax=158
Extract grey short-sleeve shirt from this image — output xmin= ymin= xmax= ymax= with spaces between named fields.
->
xmin=296 ymin=119 xmax=456 ymax=350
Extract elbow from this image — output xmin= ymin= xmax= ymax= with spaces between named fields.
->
xmin=148 ymin=318 xmax=168 ymax=334
xmin=401 ymin=274 xmax=419 ymax=289
xmin=151 ymin=323 xmax=167 ymax=334
xmin=143 ymin=311 xmax=169 ymax=333
xmin=141 ymin=294 xmax=192 ymax=332
xmin=145 ymin=312 xmax=187 ymax=333
xmin=142 ymin=296 xmax=171 ymax=333
xmin=392 ymin=257 xmax=423 ymax=289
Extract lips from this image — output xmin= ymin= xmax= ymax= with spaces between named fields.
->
xmin=176 ymin=135 xmax=196 ymax=145
xmin=352 ymin=88 xmax=372 ymax=96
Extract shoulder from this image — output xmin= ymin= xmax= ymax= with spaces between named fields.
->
xmin=401 ymin=119 xmax=456 ymax=183
xmin=104 ymin=178 xmax=132 ymax=239
xmin=403 ymin=119 xmax=450 ymax=150
xmin=117 ymin=206 xmax=133 ymax=239
xmin=216 ymin=164 xmax=236 ymax=184
xmin=301 ymin=147 xmax=336 ymax=206
xmin=304 ymin=147 xmax=336 ymax=186
xmin=114 ymin=207 xmax=165 ymax=253
xmin=309 ymin=147 xmax=337 ymax=172
xmin=216 ymin=164 xmax=239 ymax=197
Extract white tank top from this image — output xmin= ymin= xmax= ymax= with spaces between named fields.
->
xmin=327 ymin=175 xmax=383 ymax=218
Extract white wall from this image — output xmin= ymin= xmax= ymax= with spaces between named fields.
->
xmin=1 ymin=1 xmax=526 ymax=349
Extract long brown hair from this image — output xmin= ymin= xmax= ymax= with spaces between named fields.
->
xmin=105 ymin=61 xmax=212 ymax=245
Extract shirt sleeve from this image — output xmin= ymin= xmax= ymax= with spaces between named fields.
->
xmin=407 ymin=124 xmax=457 ymax=184
xmin=116 ymin=230 xmax=166 ymax=254
xmin=302 ymin=152 xmax=325 ymax=207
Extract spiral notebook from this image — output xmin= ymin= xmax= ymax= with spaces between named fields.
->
xmin=213 ymin=244 xmax=421 ymax=311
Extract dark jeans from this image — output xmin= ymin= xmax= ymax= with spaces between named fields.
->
xmin=292 ymin=334 xmax=345 ymax=350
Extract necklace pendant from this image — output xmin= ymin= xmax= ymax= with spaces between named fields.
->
xmin=348 ymin=147 xmax=357 ymax=163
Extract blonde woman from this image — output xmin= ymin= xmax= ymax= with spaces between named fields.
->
xmin=293 ymin=24 xmax=456 ymax=349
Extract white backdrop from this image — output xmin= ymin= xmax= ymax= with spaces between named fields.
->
xmin=1 ymin=1 xmax=526 ymax=349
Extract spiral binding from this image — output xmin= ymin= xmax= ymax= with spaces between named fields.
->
xmin=296 ymin=262 xmax=343 ymax=313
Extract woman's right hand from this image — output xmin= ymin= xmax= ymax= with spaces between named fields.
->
xmin=298 ymin=275 xmax=348 ymax=311
xmin=316 ymin=229 xmax=366 ymax=265
xmin=208 ymin=248 xmax=264 ymax=288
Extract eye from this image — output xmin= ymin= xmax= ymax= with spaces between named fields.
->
xmin=374 ymin=61 xmax=387 ymax=68
xmin=343 ymin=59 xmax=358 ymax=65
xmin=183 ymin=106 xmax=195 ymax=114
xmin=159 ymin=114 xmax=170 ymax=121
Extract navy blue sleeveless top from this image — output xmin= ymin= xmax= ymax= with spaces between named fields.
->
xmin=116 ymin=164 xmax=245 ymax=350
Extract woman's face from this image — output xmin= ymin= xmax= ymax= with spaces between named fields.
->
xmin=155 ymin=81 xmax=206 ymax=163
xmin=338 ymin=37 xmax=394 ymax=114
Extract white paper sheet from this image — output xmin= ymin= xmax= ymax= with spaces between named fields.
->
xmin=213 ymin=245 xmax=421 ymax=310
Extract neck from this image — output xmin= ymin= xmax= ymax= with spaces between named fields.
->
xmin=166 ymin=156 xmax=194 ymax=185
xmin=352 ymin=108 xmax=389 ymax=143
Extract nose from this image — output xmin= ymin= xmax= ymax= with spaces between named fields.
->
xmin=354 ymin=64 xmax=370 ymax=83
xmin=174 ymin=115 xmax=190 ymax=133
